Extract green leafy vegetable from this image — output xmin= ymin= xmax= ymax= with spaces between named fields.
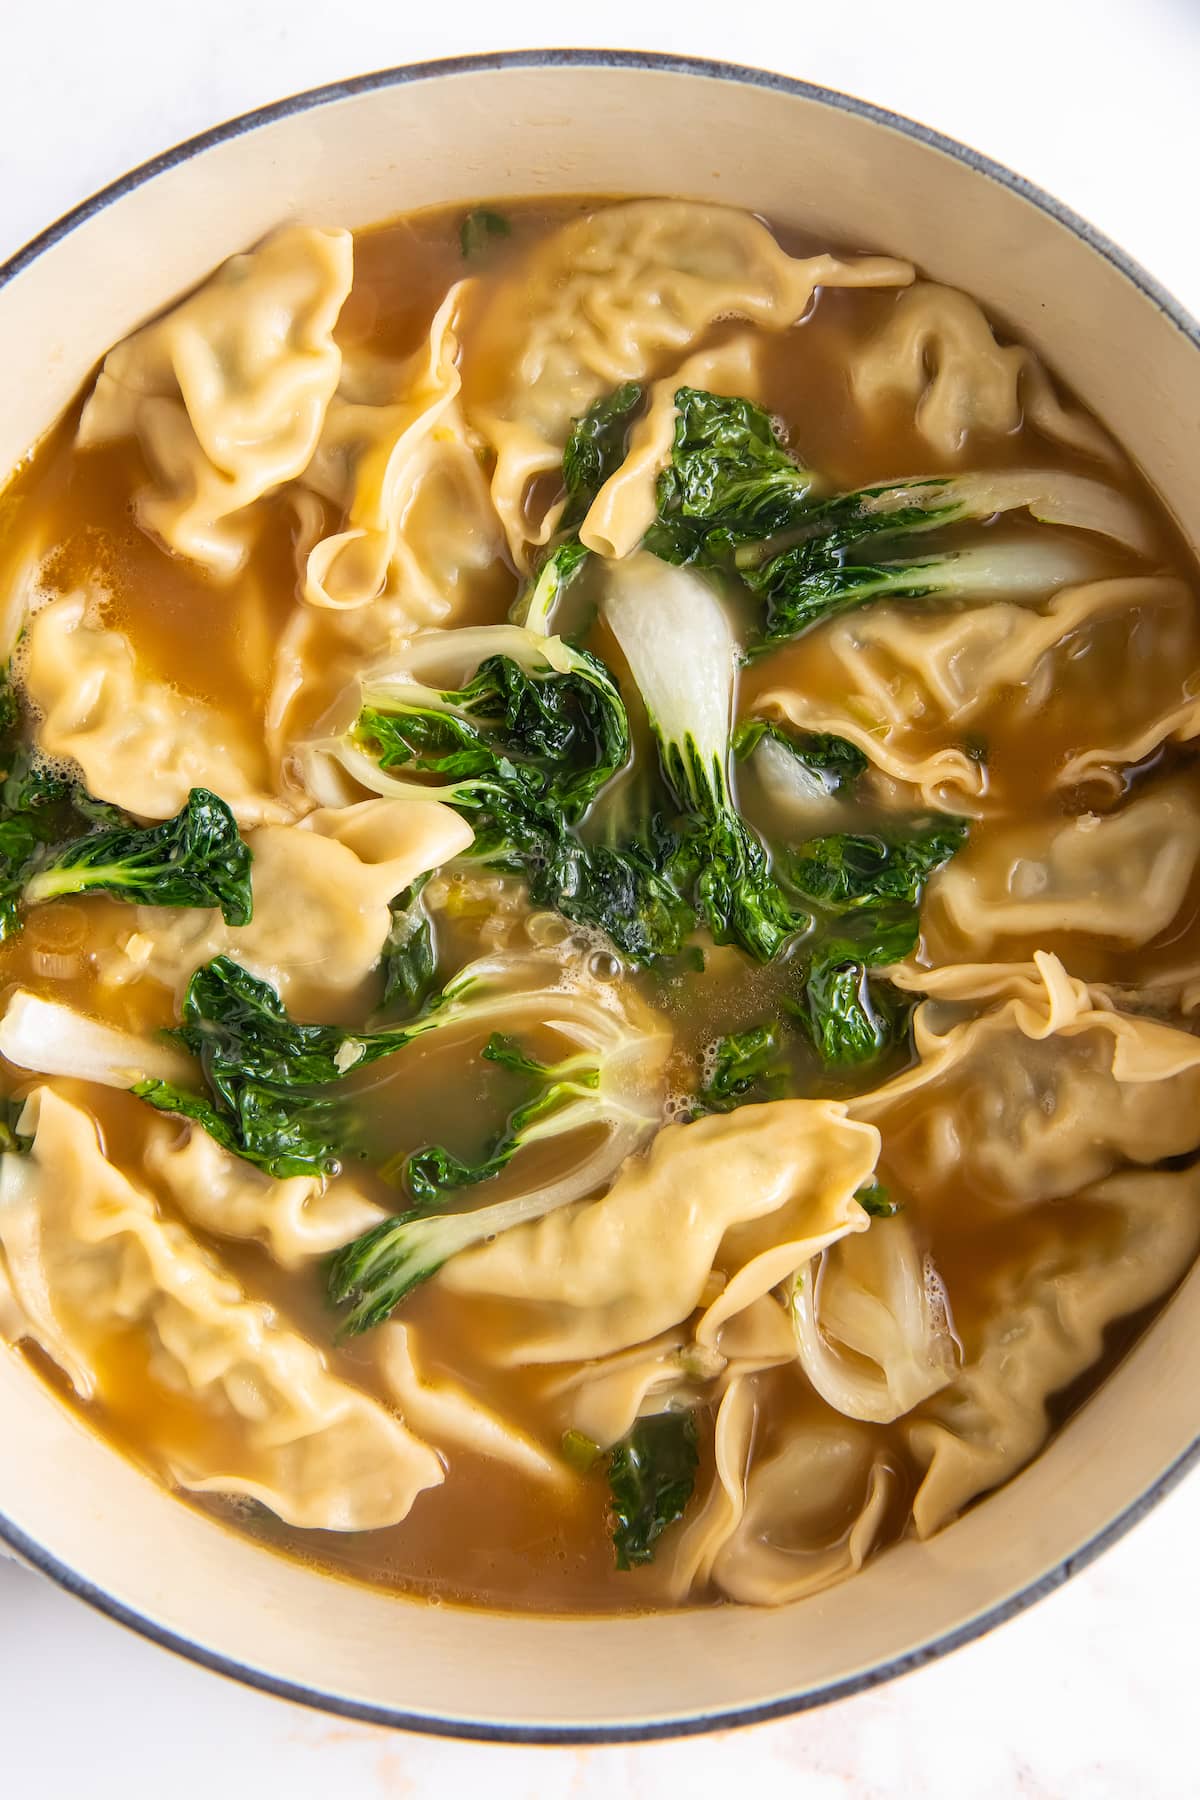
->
xmin=697 ymin=1024 xmax=788 ymax=1113
xmin=346 ymin=628 xmax=701 ymax=966
xmin=787 ymin=909 xmax=919 ymax=1068
xmin=510 ymin=540 xmax=591 ymax=635
xmin=792 ymin=949 xmax=911 ymax=1067
xmin=136 ymin=955 xmax=489 ymax=1178
xmin=744 ymin=537 xmax=1097 ymax=651
xmin=510 ymin=384 xmax=643 ymax=632
xmin=645 ymin=388 xmax=816 ymax=566
xmin=357 ymin=636 xmax=629 ymax=824
xmin=609 ymin=1412 xmax=699 ymax=1569
xmin=731 ymin=467 xmax=1140 ymax=572
xmin=604 ymin=560 xmax=807 ymax=962
xmin=403 ymin=1030 xmax=605 ymax=1206
xmin=329 ymin=1105 xmax=659 ymax=1336
xmin=380 ymin=875 xmax=437 ymax=1012
xmin=457 ymin=783 xmax=694 ymax=968
xmin=329 ymin=979 xmax=665 ymax=1332
xmin=641 ymin=399 xmax=1107 ymax=647
xmin=732 ymin=719 xmax=867 ymax=792
xmin=780 ymin=818 xmax=967 ymax=1064
xmin=328 ymin=1208 xmax=472 ymax=1334
xmin=459 ymin=207 xmax=511 ymax=258
xmin=21 ymin=787 xmax=252 ymax=922
xmin=0 ymin=671 xmax=252 ymax=940
xmin=561 ymin=383 xmax=644 ymax=530
xmin=855 ymin=1179 xmax=899 ymax=1218
xmin=783 ymin=818 xmax=969 ymax=911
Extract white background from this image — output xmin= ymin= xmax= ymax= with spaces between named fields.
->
xmin=1 ymin=3 xmax=1198 ymax=1793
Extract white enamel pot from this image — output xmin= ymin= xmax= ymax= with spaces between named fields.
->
xmin=0 ymin=50 xmax=1196 ymax=1742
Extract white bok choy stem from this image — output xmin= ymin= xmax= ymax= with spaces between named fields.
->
xmin=328 ymin=957 xmax=672 ymax=1336
xmin=791 ymin=1214 xmax=959 ymax=1423
xmin=0 ymin=991 xmax=195 ymax=1090
xmin=798 ymin=469 xmax=1157 ymax=560
xmin=302 ymin=620 xmax=622 ymax=808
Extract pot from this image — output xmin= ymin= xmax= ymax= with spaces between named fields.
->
xmin=0 ymin=49 xmax=1196 ymax=1742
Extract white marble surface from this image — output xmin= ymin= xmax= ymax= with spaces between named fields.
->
xmin=2 ymin=1 xmax=1199 ymax=1791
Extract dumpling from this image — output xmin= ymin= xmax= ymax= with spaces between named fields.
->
xmin=664 ymin=1374 xmax=893 ymax=1604
xmin=463 ymin=199 xmax=913 ymax=563
xmin=377 ymin=1322 xmax=568 ymax=1488
xmin=907 ymin=1164 xmax=1200 ymax=1535
xmin=890 ymin=943 xmax=1200 ymax=1026
xmin=101 ymin=797 xmax=473 ymax=1018
xmin=22 ymin=592 xmax=290 ymax=824
xmin=752 ymin=576 xmax=1195 ymax=811
xmin=143 ymin=1121 xmax=385 ymax=1268
xmin=1059 ymin=690 xmax=1200 ymax=792
xmin=544 ymin=1295 xmax=796 ymax=1450
xmin=0 ymin=1087 xmax=443 ymax=1528
xmin=266 ymin=585 xmax=418 ymax=791
xmin=438 ymin=1100 xmax=879 ymax=1363
xmin=299 ymin=286 xmax=505 ymax=617
xmin=851 ymin=952 xmax=1200 ymax=1208
xmin=920 ymin=774 xmax=1200 ymax=960
xmin=792 ymin=1215 xmax=958 ymax=1424
xmin=77 ymin=226 xmax=352 ymax=576
xmin=850 ymin=281 xmax=1119 ymax=465
xmin=545 ymin=1329 xmax=698 ymax=1451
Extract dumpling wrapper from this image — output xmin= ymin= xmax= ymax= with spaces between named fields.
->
xmin=23 ymin=592 xmax=290 ymax=825
xmin=851 ymin=281 xmax=1119 ymax=465
xmin=465 ymin=198 xmax=912 ymax=564
xmin=665 ymin=1373 xmax=893 ymax=1605
xmin=438 ymin=1100 xmax=879 ymax=1364
xmin=755 ymin=576 xmax=1193 ymax=812
xmin=77 ymin=225 xmax=352 ymax=576
xmin=544 ymin=1295 xmax=796 ymax=1451
xmin=907 ymin=1164 xmax=1200 ymax=1535
xmin=921 ymin=773 xmax=1200 ymax=959
xmin=377 ymin=1322 xmax=568 ymax=1489
xmin=852 ymin=951 xmax=1200 ymax=1209
xmin=0 ymin=1087 xmax=442 ymax=1530
xmin=299 ymin=286 xmax=505 ymax=617
xmin=143 ymin=1122 xmax=385 ymax=1268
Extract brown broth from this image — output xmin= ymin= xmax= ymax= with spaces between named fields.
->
xmin=1 ymin=196 xmax=1198 ymax=1616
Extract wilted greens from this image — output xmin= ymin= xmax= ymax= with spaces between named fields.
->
xmin=136 ymin=955 xmax=513 ymax=1179
xmin=403 ymin=1030 xmax=605 ymax=1206
xmin=459 ymin=207 xmax=511 ymax=258
xmin=696 ymin=1023 xmax=788 ymax=1113
xmin=783 ymin=821 xmax=968 ymax=1067
xmin=604 ymin=558 xmax=807 ymax=962
xmin=561 ymin=383 xmax=644 ymax=529
xmin=645 ymin=387 xmax=816 ymax=566
xmin=783 ymin=819 xmax=970 ymax=912
xmin=732 ymin=719 xmax=868 ymax=793
xmin=608 ymin=1411 xmax=700 ymax=1569
xmin=0 ymin=675 xmax=252 ymax=940
xmin=641 ymin=386 xmax=1104 ymax=650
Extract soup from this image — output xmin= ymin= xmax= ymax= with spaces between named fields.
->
xmin=0 ymin=197 xmax=1198 ymax=1615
